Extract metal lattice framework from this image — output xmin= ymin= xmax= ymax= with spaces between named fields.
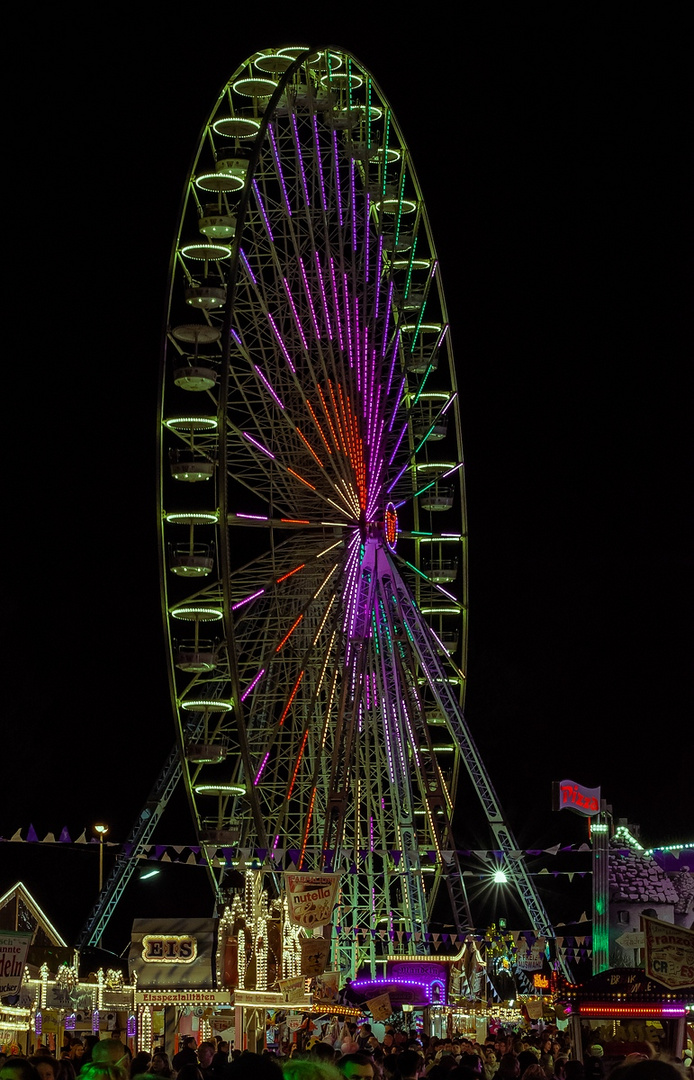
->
xmin=158 ymin=45 xmax=568 ymax=979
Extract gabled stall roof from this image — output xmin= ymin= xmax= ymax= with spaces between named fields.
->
xmin=0 ymin=880 xmax=67 ymax=946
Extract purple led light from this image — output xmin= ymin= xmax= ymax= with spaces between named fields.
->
xmin=374 ymin=234 xmax=384 ymax=319
xmin=330 ymin=258 xmax=344 ymax=351
xmin=388 ymin=421 xmax=409 ymax=466
xmin=314 ymin=253 xmax=333 ymax=339
xmin=232 ymin=588 xmax=265 ymax=611
xmin=268 ymin=122 xmax=291 ymax=217
xmin=239 ymin=248 xmax=257 ymax=284
xmin=429 ymin=626 xmax=450 ymax=656
xmin=436 ymin=323 xmax=450 ymax=348
xmin=298 ymin=258 xmax=321 ymax=340
xmin=241 ymin=668 xmax=265 ymax=702
xmin=283 ymin=278 xmax=309 ymax=350
xmin=231 ymin=328 xmax=243 ymax=346
xmin=254 ymin=751 xmax=271 ymax=786
xmin=236 ymin=512 xmax=268 ymax=520
xmin=365 ymin=192 xmax=371 ymax=280
xmin=254 ymin=364 xmax=285 ymax=410
xmin=388 ymin=373 xmax=407 ymax=433
xmin=252 ymin=179 xmax=274 ymax=241
xmin=267 ymin=313 xmax=296 ymax=374
xmin=386 ymin=328 xmax=401 ymax=399
xmin=443 ymin=461 xmax=464 ymax=478
xmin=350 ymin=157 xmax=357 ymax=251
xmin=243 ymin=431 xmax=275 ymax=459
xmin=387 ymin=456 xmax=410 ymax=495
xmin=291 ymin=113 xmax=310 ymax=208
xmin=343 ymin=273 xmax=354 ymax=365
xmin=332 ymin=129 xmax=343 ymax=227
xmin=381 ymin=281 xmax=395 ymax=357
xmin=441 ymin=391 xmax=457 ymax=416
xmin=312 ymin=115 xmax=327 ymax=211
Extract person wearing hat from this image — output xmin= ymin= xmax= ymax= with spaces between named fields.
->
xmin=585 ymin=1046 xmax=605 ymax=1080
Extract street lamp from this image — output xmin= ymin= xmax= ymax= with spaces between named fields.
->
xmin=94 ymin=824 xmax=109 ymax=892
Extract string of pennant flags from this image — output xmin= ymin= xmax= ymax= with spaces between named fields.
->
xmin=2 ymin=826 xmax=630 ymax=871
xmin=1 ymin=826 xmax=596 ymax=952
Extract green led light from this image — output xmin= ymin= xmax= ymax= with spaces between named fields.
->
xmin=194 ymin=783 xmax=246 ymax=795
xmin=170 ymin=605 xmax=223 ymax=621
xmin=180 ymin=699 xmax=233 ymax=711
xmin=405 ymin=560 xmax=429 ymax=581
xmin=165 ymin=511 xmax=218 ymax=524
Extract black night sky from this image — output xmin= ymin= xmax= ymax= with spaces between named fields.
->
xmin=2 ymin=10 xmax=690 ymax=954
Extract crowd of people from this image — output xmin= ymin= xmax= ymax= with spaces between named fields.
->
xmin=0 ymin=1025 xmax=691 ymax=1080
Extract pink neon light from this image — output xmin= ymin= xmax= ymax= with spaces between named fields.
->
xmin=254 ymin=364 xmax=285 ymax=410
xmin=252 ymin=180 xmax=274 ymax=241
xmin=241 ymin=668 xmax=265 ymax=702
xmin=314 ymin=253 xmax=333 ymax=339
xmin=312 ymin=115 xmax=327 ymax=211
xmin=254 ymin=751 xmax=271 ymax=786
xmin=243 ymin=431 xmax=275 ymax=459
xmin=268 ymin=122 xmax=291 ymax=217
xmin=267 ymin=313 xmax=296 ymax=374
xmin=298 ymin=258 xmax=321 ymax=340
xmin=283 ymin=278 xmax=309 ymax=350
xmin=332 ymin=130 xmax=343 ymax=227
xmin=291 ymin=113 xmax=310 ymax=208
xmin=232 ymin=588 xmax=265 ymax=611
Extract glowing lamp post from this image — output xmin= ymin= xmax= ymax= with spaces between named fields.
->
xmin=94 ymin=823 xmax=109 ymax=893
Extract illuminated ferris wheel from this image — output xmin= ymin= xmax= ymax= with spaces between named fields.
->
xmin=158 ymin=45 xmax=563 ymax=975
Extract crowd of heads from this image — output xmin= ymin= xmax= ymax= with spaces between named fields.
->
xmin=0 ymin=1027 xmax=691 ymax=1080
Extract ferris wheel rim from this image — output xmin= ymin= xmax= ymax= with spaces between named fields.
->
xmin=158 ymin=44 xmax=468 ymax=923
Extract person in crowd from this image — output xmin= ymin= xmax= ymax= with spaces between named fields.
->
xmin=483 ymin=1050 xmax=499 ymax=1080
xmin=129 ymin=1055 xmax=151 ymax=1080
xmin=584 ymin=1047 xmax=604 ymax=1080
xmin=496 ymin=1056 xmax=520 ymax=1080
xmin=1 ymin=1063 xmax=41 ymax=1080
xmin=336 ymin=1054 xmax=375 ymax=1080
xmin=197 ymin=1045 xmax=217 ymax=1080
xmin=173 ymin=1042 xmax=198 ymax=1074
xmin=29 ymin=1061 xmax=59 ymax=1080
xmin=149 ymin=1057 xmax=173 ymax=1080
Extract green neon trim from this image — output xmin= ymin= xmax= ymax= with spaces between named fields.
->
xmin=382 ymin=112 xmax=390 ymax=196
xmin=394 ymin=168 xmax=407 ymax=245
xmin=415 ymin=424 xmax=436 ymax=454
xmin=413 ymin=479 xmax=437 ymax=499
xmin=411 ymin=530 xmax=433 ymax=536
xmin=403 ymin=236 xmax=418 ymax=301
xmin=347 ymin=57 xmax=353 ymax=109
xmin=405 ymin=560 xmax=430 ymax=581
xmin=410 ymin=296 xmax=429 ymax=353
xmin=413 ymin=364 xmax=434 ymax=405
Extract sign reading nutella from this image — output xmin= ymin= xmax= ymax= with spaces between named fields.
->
xmin=285 ymin=872 xmax=340 ymax=927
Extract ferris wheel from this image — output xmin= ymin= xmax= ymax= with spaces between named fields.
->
xmin=158 ymin=45 xmax=565 ymax=976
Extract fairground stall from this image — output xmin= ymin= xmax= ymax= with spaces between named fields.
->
xmin=558 ymin=968 xmax=693 ymax=1065
xmin=1 ymin=882 xmax=135 ymax=1054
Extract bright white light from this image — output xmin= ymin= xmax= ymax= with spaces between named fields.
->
xmin=493 ymin=869 xmax=508 ymax=884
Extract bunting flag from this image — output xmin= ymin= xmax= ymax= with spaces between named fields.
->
xmin=0 ymin=827 xmax=620 ymax=861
